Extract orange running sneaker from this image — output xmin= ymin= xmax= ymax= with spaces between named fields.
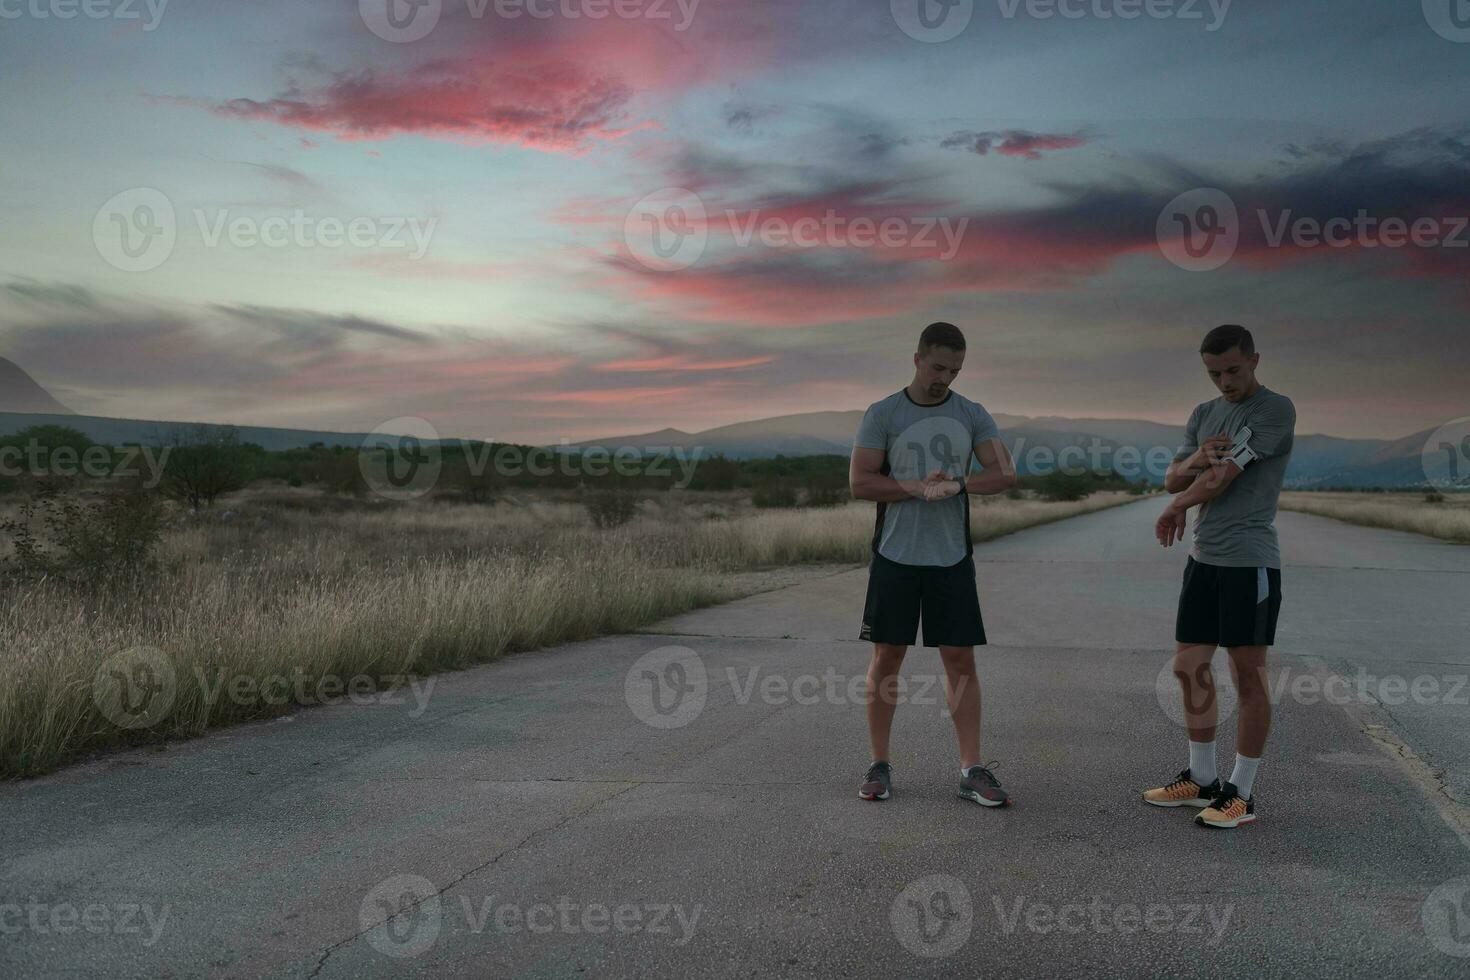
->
xmin=1141 ymin=767 xmax=1220 ymax=809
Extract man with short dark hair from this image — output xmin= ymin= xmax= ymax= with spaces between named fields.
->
xmin=1144 ymin=324 xmax=1296 ymax=829
xmin=849 ymin=322 xmax=1018 ymax=808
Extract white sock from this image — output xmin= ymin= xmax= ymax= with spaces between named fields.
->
xmin=1188 ymin=739 xmax=1217 ymax=787
xmin=1230 ymin=755 xmax=1261 ymax=798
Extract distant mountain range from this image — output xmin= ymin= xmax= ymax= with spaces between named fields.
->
xmin=0 ymin=357 xmax=74 ymax=414
xmin=570 ymin=409 xmax=1438 ymax=489
xmin=0 ymin=411 xmax=421 ymax=454
xmin=0 ymin=357 xmax=1439 ymax=487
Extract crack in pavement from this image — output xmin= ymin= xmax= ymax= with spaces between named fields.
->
xmin=308 ymin=781 xmax=642 ymax=979
xmin=377 ymin=776 xmax=835 ymax=785
xmin=307 ymin=698 xmax=814 ymax=976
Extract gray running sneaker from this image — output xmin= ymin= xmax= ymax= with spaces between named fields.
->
xmin=958 ymin=762 xmax=1010 ymax=808
xmin=859 ymin=761 xmax=893 ymax=801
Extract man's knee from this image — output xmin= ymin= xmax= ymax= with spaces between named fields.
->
xmin=870 ymin=644 xmax=907 ymax=673
xmin=1174 ymin=643 xmax=1214 ymax=670
xmin=1227 ymin=646 xmax=1270 ymax=700
xmin=938 ymin=645 xmax=976 ymax=670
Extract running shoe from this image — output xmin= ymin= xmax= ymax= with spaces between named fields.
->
xmin=859 ymin=761 xmax=893 ymax=801
xmin=1195 ymin=782 xmax=1256 ymax=828
xmin=1141 ymin=767 xmax=1221 ymax=809
xmin=958 ymin=762 xmax=1010 ymax=808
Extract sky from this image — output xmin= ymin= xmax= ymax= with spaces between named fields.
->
xmin=1 ymin=0 xmax=1467 ymax=444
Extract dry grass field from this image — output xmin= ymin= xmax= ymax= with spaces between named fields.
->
xmin=0 ymin=488 xmax=1136 ymax=778
xmin=1279 ymin=491 xmax=1470 ymax=544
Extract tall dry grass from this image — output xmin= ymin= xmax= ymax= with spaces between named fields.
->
xmin=1279 ymin=492 xmax=1470 ymax=544
xmin=0 ymin=491 xmax=1134 ymax=778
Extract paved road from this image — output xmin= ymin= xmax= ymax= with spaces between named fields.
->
xmin=4 ymin=499 xmax=1470 ymax=978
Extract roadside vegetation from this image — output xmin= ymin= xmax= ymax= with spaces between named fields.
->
xmin=0 ymin=424 xmax=1142 ymax=779
xmin=1279 ymin=490 xmax=1470 ymax=544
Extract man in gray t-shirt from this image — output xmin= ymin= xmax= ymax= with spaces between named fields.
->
xmin=1145 ymin=324 xmax=1296 ymax=831
xmin=848 ymin=322 xmax=1018 ymax=810
xmin=853 ymin=386 xmax=1000 ymax=567
xmin=1175 ymin=387 xmax=1296 ymax=568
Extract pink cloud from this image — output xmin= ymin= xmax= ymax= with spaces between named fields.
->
xmin=520 ymin=385 xmax=700 ymax=405
xmin=593 ymin=353 xmax=776 ymax=372
xmin=942 ymin=130 xmax=1090 ymax=160
xmin=177 ymin=7 xmax=783 ymax=153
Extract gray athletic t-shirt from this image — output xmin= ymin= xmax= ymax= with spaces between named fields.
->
xmin=1173 ymin=387 xmax=1296 ymax=569
xmin=854 ymin=389 xmax=1001 ymax=567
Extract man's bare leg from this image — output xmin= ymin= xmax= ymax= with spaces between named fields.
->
xmin=1142 ymin=642 xmax=1225 ymax=806
xmin=1174 ymin=643 xmax=1220 ymax=743
xmin=1226 ymin=645 xmax=1270 ymax=756
xmin=865 ymin=643 xmax=907 ymax=763
xmin=938 ymin=644 xmax=981 ymax=770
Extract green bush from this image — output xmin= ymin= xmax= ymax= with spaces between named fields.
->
xmin=1035 ymin=471 xmax=1092 ymax=502
xmin=160 ymin=425 xmax=256 ymax=508
xmin=803 ymin=485 xmax=847 ymax=508
xmin=584 ymin=490 xmax=639 ymax=529
xmin=752 ymin=481 xmax=799 ymax=508
xmin=0 ymin=486 xmax=170 ymax=586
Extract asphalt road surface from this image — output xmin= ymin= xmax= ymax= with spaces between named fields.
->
xmin=4 ymin=498 xmax=1469 ymax=978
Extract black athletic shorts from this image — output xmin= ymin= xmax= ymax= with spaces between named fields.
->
xmin=1175 ymin=556 xmax=1282 ymax=648
xmin=859 ymin=550 xmax=987 ymax=648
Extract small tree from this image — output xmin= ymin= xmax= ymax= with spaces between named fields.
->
xmin=687 ymin=454 xmax=741 ymax=491
xmin=160 ymin=424 xmax=255 ymax=509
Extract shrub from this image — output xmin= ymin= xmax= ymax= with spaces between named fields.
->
xmin=0 ymin=486 xmax=170 ymax=586
xmin=1035 ymin=471 xmax=1092 ymax=502
xmin=585 ymin=490 xmax=639 ymax=529
xmin=803 ymin=485 xmax=847 ymax=508
xmin=1426 ymin=492 xmax=1446 ymax=503
xmin=752 ymin=481 xmax=798 ymax=508
xmin=160 ymin=425 xmax=256 ymax=508
xmin=686 ymin=454 xmax=741 ymax=491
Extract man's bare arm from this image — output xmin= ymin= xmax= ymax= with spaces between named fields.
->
xmin=1156 ymin=459 xmax=1243 ymax=546
xmin=964 ymin=436 xmax=1018 ymax=495
xmin=849 ymin=446 xmax=937 ymax=501
xmin=1164 ymin=435 xmax=1233 ymax=493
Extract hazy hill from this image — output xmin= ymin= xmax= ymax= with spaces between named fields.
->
xmin=0 ymin=411 xmax=431 ymax=453
xmin=0 ymin=357 xmax=73 ymax=414
xmin=572 ymin=408 xmax=1429 ymax=488
xmin=0 ymin=354 xmax=1436 ymax=486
